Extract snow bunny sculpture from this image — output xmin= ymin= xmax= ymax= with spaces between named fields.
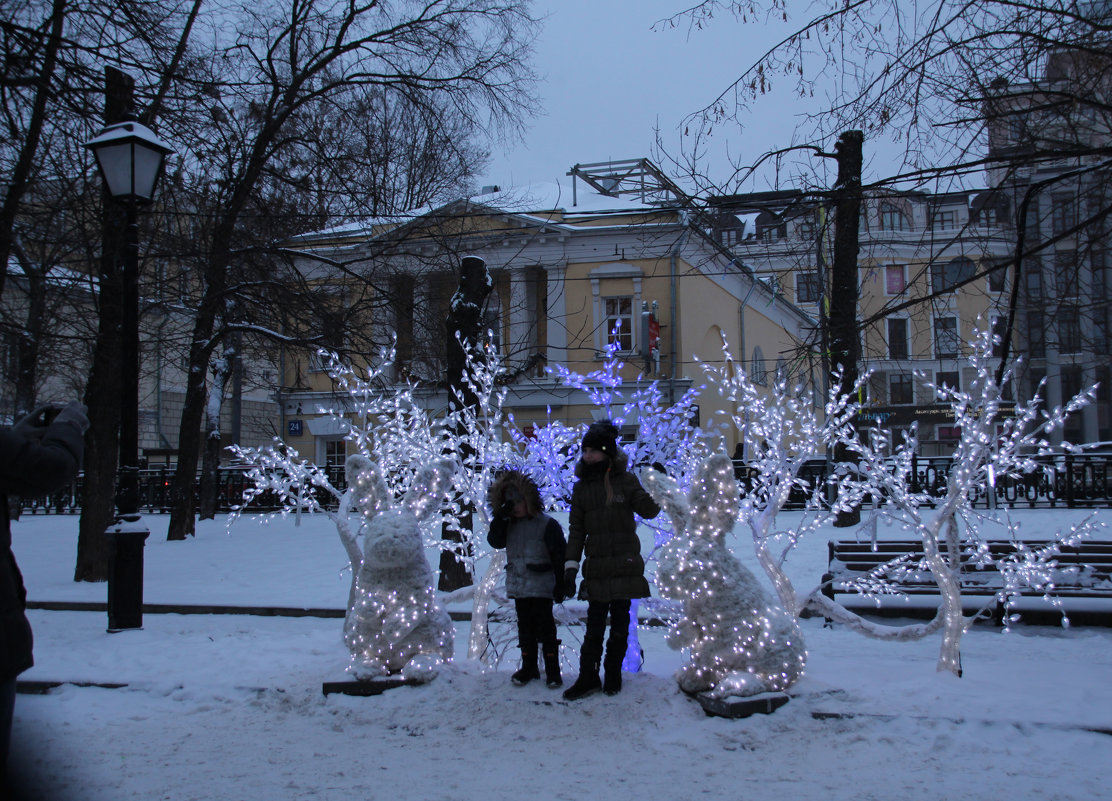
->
xmin=643 ymin=453 xmax=806 ymax=699
xmin=340 ymin=454 xmax=455 ymax=682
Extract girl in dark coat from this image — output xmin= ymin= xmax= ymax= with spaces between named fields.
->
xmin=487 ymin=470 xmax=567 ymax=688
xmin=1 ymin=402 xmax=87 ymax=777
xmin=562 ymin=420 xmax=660 ymax=700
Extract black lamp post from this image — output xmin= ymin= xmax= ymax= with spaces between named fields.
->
xmin=84 ymin=117 xmax=172 ymax=632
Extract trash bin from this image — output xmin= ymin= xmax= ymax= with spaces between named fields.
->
xmin=106 ymin=516 xmax=150 ymax=632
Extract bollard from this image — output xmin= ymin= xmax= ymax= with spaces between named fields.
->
xmin=106 ymin=516 xmax=150 ymax=632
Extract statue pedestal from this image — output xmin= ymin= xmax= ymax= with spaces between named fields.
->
xmin=694 ymin=690 xmax=789 ymax=719
xmin=322 ymin=678 xmax=426 ymax=697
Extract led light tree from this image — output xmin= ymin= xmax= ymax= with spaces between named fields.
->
xmin=822 ymin=329 xmax=1104 ymax=676
xmin=699 ymin=330 xmax=1103 ymax=677
xmin=644 ymin=453 xmax=807 ymax=698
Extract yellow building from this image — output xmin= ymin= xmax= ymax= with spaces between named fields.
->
xmin=710 ymin=188 xmax=1016 ymax=455
xmin=275 ymin=173 xmax=814 ymax=470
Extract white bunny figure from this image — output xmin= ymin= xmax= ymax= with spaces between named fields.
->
xmin=643 ymin=453 xmax=806 ymax=699
xmin=341 ymin=455 xmax=455 ymax=682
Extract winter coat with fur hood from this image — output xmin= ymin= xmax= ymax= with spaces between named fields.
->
xmin=566 ymin=450 xmax=660 ymax=602
xmin=486 ymin=471 xmax=566 ymax=599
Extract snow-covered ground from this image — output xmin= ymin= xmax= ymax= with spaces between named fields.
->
xmin=9 ymin=508 xmax=1112 ymax=801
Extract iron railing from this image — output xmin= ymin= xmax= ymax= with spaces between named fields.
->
xmin=15 ymin=454 xmax=1112 ymax=515
xmin=734 ymin=453 xmax=1112 ymax=510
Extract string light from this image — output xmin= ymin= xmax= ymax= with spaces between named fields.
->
xmin=646 ymin=453 xmax=807 ymax=698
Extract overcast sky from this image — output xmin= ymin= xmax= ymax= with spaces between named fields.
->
xmin=479 ymin=0 xmax=816 ymax=192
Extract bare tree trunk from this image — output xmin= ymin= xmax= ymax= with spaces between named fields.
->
xmin=830 ymin=130 xmax=863 ymax=528
xmin=166 ymin=319 xmax=217 ymax=540
xmin=13 ymin=272 xmax=45 ymax=416
xmin=439 ymin=255 xmax=491 ymax=591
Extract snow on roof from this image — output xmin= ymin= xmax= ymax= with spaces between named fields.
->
xmin=469 ymin=179 xmax=653 ymax=216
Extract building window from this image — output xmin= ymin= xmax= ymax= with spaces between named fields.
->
xmin=931 ymin=209 xmax=957 ymax=230
xmin=324 ymin=439 xmax=346 ymax=479
xmin=797 ymin=218 xmax=815 ymax=240
xmin=1051 ymin=193 xmax=1077 ymax=237
xmin=1059 ymin=306 xmax=1081 ymax=354
xmin=885 ymin=264 xmax=906 ymax=295
xmin=1095 ymin=313 xmax=1110 ymax=353
xmin=604 ymin=295 xmax=633 ymax=351
xmin=987 ymin=260 xmax=1006 ymax=293
xmin=931 ymin=256 xmax=976 ymax=293
xmin=796 ymin=271 xmax=820 ymax=304
xmin=890 ymin=372 xmax=914 ymax=404
xmin=1027 ymin=311 xmax=1046 ymax=358
xmin=937 ymin=425 xmax=962 ymax=442
xmin=722 ymin=229 xmax=737 ymax=247
xmin=887 ymin=317 xmax=909 ymax=360
xmin=935 ymin=317 xmax=960 ymax=358
xmin=935 ymin=371 xmax=960 ymax=392
xmin=1024 ymin=261 xmax=1043 ymax=299
xmin=1055 ymin=251 xmax=1078 ymax=296
xmin=752 ymin=346 xmax=767 ymax=386
xmin=880 ymin=203 xmax=908 ymax=231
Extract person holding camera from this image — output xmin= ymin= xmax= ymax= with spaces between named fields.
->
xmin=562 ymin=420 xmax=660 ymax=700
xmin=486 ymin=470 xmax=567 ymax=688
xmin=1 ymin=402 xmax=89 ymax=779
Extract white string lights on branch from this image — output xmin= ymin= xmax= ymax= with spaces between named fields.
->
xmin=645 ymin=453 xmax=806 ymax=699
xmin=343 ymin=458 xmax=456 ymax=682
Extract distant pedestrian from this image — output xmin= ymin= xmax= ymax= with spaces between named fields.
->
xmin=487 ymin=470 xmax=567 ymax=688
xmin=2 ymin=402 xmax=88 ymax=785
xmin=562 ymin=420 xmax=660 ymax=700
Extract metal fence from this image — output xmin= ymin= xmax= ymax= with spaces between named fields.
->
xmin=15 ymin=454 xmax=1112 ymax=515
xmin=14 ymin=464 xmax=349 ymax=516
xmin=735 ymin=453 xmax=1112 ymax=510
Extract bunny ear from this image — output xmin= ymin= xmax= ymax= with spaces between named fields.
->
xmin=642 ymin=466 xmax=689 ymax=529
xmin=404 ymin=458 xmax=454 ymax=521
xmin=346 ymin=455 xmax=391 ymax=516
xmin=688 ymin=453 xmax=740 ymax=532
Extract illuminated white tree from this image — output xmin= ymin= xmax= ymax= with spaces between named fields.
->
xmin=644 ymin=453 xmax=806 ymax=698
xmin=700 ymin=330 xmax=1104 ymax=677
xmin=821 ymin=329 xmax=1104 ymax=675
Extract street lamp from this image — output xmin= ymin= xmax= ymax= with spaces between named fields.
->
xmin=84 ymin=117 xmax=173 ymax=632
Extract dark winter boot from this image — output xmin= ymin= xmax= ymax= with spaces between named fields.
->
xmin=603 ymin=652 xmax=624 ymax=695
xmin=511 ymin=645 xmax=540 ymax=686
xmin=542 ymin=641 xmax=562 ymax=689
xmin=562 ymin=644 xmax=602 ymax=701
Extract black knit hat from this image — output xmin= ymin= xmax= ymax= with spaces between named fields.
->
xmin=582 ymin=420 xmax=620 ymax=458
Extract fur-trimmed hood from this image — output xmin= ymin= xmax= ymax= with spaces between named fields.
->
xmin=487 ymin=469 xmax=544 ymax=517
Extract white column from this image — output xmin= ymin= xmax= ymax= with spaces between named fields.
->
xmin=545 ymin=264 xmax=568 ymax=367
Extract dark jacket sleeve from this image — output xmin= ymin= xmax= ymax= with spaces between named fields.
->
xmin=486 ymin=514 xmax=509 ymax=549
xmin=627 ymin=473 xmax=661 ymax=521
xmin=0 ymin=421 xmax=83 ymax=498
xmin=544 ymin=517 xmax=566 ymax=586
xmin=566 ymin=483 xmax=585 ymax=565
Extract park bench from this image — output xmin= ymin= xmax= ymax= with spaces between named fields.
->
xmin=821 ymin=538 xmax=1112 ymax=624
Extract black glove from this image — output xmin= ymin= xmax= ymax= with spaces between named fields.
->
xmin=498 ymin=499 xmax=515 ymax=519
xmin=651 ymin=461 xmax=667 ymax=475
xmin=553 ymin=578 xmax=566 ymax=603
xmin=12 ymin=404 xmax=57 ymax=440
xmin=563 ymin=566 xmax=578 ymax=600
xmin=52 ymin=401 xmax=90 ymax=435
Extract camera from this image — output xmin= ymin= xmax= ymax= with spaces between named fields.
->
xmin=42 ymin=406 xmax=61 ymax=425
